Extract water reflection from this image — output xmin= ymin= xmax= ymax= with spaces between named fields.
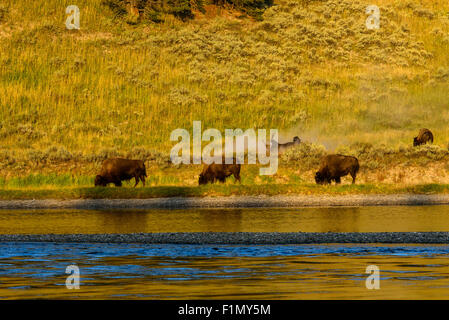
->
xmin=318 ymin=207 xmax=362 ymax=232
xmin=1 ymin=243 xmax=449 ymax=299
xmin=1 ymin=206 xmax=449 ymax=234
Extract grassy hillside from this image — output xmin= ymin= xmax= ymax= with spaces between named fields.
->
xmin=1 ymin=0 xmax=449 ymax=192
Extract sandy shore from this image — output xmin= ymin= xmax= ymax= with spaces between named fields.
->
xmin=1 ymin=194 xmax=449 ymax=209
xmin=1 ymin=232 xmax=449 ymax=244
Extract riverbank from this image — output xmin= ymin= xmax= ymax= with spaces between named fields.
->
xmin=1 ymin=182 xmax=449 ymax=200
xmin=2 ymin=232 xmax=449 ymax=244
xmin=3 ymin=194 xmax=449 ymax=209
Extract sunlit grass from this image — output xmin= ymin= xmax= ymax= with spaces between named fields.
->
xmin=1 ymin=182 xmax=449 ymax=200
xmin=1 ymin=0 xmax=449 ymax=192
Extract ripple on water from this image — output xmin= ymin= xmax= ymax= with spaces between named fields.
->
xmin=0 ymin=243 xmax=449 ymax=299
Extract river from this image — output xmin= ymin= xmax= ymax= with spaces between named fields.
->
xmin=1 ymin=206 xmax=449 ymax=299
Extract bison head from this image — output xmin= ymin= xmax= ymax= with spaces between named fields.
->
xmin=94 ymin=175 xmax=107 ymax=187
xmin=413 ymin=137 xmax=420 ymax=147
xmin=315 ymin=172 xmax=326 ymax=185
xmin=198 ymin=173 xmax=208 ymax=185
xmin=198 ymin=172 xmax=215 ymax=185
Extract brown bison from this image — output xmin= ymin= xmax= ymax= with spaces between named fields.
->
xmin=413 ymin=128 xmax=434 ymax=146
xmin=95 ymin=158 xmax=147 ymax=187
xmin=315 ymin=154 xmax=359 ymax=185
xmin=198 ymin=158 xmax=241 ymax=185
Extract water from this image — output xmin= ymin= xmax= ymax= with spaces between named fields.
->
xmin=2 ymin=205 xmax=449 ymax=234
xmin=2 ymin=206 xmax=449 ymax=299
xmin=1 ymin=243 xmax=449 ymax=299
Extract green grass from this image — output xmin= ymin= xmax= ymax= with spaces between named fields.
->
xmin=0 ymin=174 xmax=93 ymax=188
xmin=1 ymin=183 xmax=449 ymax=200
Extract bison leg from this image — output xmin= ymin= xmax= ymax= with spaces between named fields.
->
xmin=334 ymin=177 xmax=341 ymax=184
xmin=351 ymin=172 xmax=357 ymax=184
xmin=218 ymin=177 xmax=226 ymax=183
xmin=133 ymin=176 xmax=140 ymax=188
xmin=114 ymin=181 xmax=122 ymax=187
xmin=235 ymin=168 xmax=241 ymax=183
xmin=140 ymin=175 xmax=146 ymax=187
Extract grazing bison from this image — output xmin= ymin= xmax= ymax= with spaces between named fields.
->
xmin=315 ymin=154 xmax=359 ymax=185
xmin=413 ymin=128 xmax=434 ymax=146
xmin=95 ymin=158 xmax=147 ymax=187
xmin=277 ymin=136 xmax=301 ymax=154
xmin=198 ymin=158 xmax=241 ymax=185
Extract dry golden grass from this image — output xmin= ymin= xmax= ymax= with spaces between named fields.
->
xmin=0 ymin=0 xmax=449 ymax=189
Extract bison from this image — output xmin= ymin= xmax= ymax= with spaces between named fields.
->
xmin=95 ymin=158 xmax=147 ymax=187
xmin=413 ymin=128 xmax=434 ymax=146
xmin=198 ymin=157 xmax=241 ymax=185
xmin=277 ymin=136 xmax=301 ymax=154
xmin=315 ymin=154 xmax=359 ymax=185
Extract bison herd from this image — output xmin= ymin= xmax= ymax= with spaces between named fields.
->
xmin=94 ymin=128 xmax=435 ymax=187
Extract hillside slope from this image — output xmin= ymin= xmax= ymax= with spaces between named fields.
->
xmin=0 ymin=0 xmax=449 ymax=175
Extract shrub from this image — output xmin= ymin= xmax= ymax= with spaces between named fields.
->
xmin=0 ymin=4 xmax=7 ymax=23
xmin=281 ymin=142 xmax=327 ymax=169
xmin=214 ymin=0 xmax=274 ymax=19
xmin=101 ymin=0 xmax=128 ymax=18
xmin=103 ymin=0 xmax=272 ymax=23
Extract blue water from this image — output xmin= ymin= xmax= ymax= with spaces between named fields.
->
xmin=1 ymin=242 xmax=449 ymax=299
xmin=1 ymin=242 xmax=449 ymax=259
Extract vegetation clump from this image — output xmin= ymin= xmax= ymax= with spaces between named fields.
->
xmin=102 ymin=0 xmax=273 ymax=22
xmin=0 ymin=4 xmax=7 ymax=23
